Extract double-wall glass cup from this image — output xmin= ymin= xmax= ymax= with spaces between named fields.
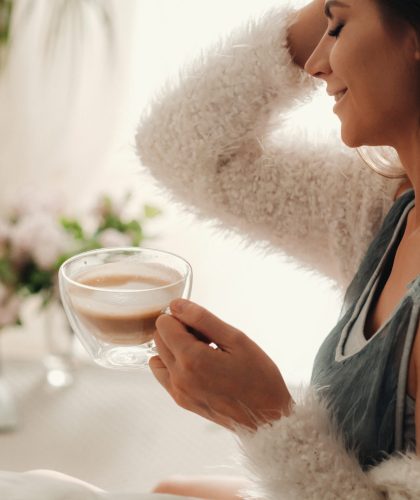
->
xmin=59 ymin=247 xmax=192 ymax=369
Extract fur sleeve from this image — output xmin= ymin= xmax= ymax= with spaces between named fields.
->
xmin=136 ymin=3 xmax=399 ymax=290
xmin=235 ymin=389 xmax=420 ymax=500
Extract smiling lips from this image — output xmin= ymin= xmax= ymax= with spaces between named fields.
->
xmin=328 ymin=88 xmax=348 ymax=103
xmin=334 ymin=89 xmax=348 ymax=102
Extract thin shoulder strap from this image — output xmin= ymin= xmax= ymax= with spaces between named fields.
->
xmin=341 ymin=190 xmax=415 ymax=317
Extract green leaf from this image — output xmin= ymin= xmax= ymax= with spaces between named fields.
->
xmin=125 ymin=219 xmax=142 ymax=232
xmin=101 ymin=195 xmax=113 ymax=215
xmin=144 ymin=204 xmax=162 ymax=219
xmin=20 ymin=262 xmax=53 ymax=294
xmin=0 ymin=0 xmax=13 ymax=45
xmin=125 ymin=220 xmax=143 ymax=246
xmin=60 ymin=217 xmax=84 ymax=240
xmin=79 ymin=239 xmax=102 ymax=253
xmin=0 ymin=257 xmax=17 ymax=286
xmin=97 ymin=213 xmax=124 ymax=233
xmin=0 ymin=0 xmax=13 ymax=72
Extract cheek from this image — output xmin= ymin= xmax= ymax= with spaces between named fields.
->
xmin=329 ymin=37 xmax=367 ymax=76
xmin=331 ymin=54 xmax=405 ymax=146
xmin=337 ymin=90 xmax=388 ymax=147
xmin=330 ymin=35 xmax=387 ymax=99
xmin=329 ymin=29 xmax=419 ymax=145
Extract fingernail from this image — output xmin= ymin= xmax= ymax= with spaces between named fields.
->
xmin=170 ymin=299 xmax=185 ymax=314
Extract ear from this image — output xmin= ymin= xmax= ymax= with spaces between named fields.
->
xmin=398 ymin=22 xmax=420 ymax=62
xmin=409 ymin=28 xmax=420 ymax=61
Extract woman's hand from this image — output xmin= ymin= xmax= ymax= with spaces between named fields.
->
xmin=149 ymin=299 xmax=293 ymax=432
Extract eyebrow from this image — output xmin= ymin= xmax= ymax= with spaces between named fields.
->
xmin=324 ymin=0 xmax=350 ymax=19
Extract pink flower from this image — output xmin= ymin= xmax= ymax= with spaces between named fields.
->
xmin=8 ymin=186 xmax=65 ymax=219
xmin=10 ymin=213 xmax=72 ymax=269
xmin=0 ymin=284 xmax=8 ymax=304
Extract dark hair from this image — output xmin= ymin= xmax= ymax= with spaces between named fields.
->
xmin=376 ymin=0 xmax=420 ymax=33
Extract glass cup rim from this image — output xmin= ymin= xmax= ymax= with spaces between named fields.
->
xmin=59 ymin=246 xmax=192 ymax=294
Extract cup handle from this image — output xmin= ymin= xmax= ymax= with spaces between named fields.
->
xmin=184 ymin=269 xmax=193 ymax=300
xmin=161 ymin=268 xmax=193 ymax=315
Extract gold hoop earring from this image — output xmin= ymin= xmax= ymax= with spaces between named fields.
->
xmin=356 ymin=146 xmax=407 ymax=179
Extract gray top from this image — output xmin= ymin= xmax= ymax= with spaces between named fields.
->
xmin=311 ymin=190 xmax=419 ymax=469
xmin=342 ymin=199 xmax=416 ymax=451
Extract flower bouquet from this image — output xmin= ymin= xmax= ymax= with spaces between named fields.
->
xmin=0 ymin=188 xmax=161 ymax=331
xmin=0 ymin=188 xmax=161 ymax=389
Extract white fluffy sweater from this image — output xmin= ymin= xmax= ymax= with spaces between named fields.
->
xmin=136 ymin=5 xmax=399 ymax=291
xmin=136 ymin=3 xmax=418 ymax=499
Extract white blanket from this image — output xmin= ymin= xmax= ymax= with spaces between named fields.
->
xmin=0 ymin=470 xmax=197 ymax=500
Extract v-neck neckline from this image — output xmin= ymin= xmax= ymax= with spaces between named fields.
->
xmin=335 ymin=199 xmax=415 ymax=362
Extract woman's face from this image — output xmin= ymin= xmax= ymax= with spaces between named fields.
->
xmin=305 ymin=0 xmax=420 ymax=149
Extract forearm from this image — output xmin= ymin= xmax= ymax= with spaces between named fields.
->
xmin=287 ymin=0 xmax=327 ymax=68
xmin=136 ymin=2 xmax=397 ymax=290
xmin=136 ymin=3 xmax=316 ymax=212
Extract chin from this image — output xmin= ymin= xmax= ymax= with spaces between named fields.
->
xmin=340 ymin=129 xmax=364 ymax=148
xmin=339 ymin=122 xmax=381 ymax=149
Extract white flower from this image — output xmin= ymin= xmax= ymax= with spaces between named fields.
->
xmin=98 ymin=228 xmax=132 ymax=248
xmin=10 ymin=213 xmax=72 ymax=269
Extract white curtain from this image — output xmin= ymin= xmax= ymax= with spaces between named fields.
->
xmin=0 ymin=0 xmax=139 ymax=212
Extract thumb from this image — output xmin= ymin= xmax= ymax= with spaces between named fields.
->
xmin=169 ymin=299 xmax=241 ymax=350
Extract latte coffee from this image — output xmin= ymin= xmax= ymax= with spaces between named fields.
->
xmin=69 ymin=261 xmax=184 ymax=346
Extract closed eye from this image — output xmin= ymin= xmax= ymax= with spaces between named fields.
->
xmin=328 ymin=23 xmax=344 ymax=38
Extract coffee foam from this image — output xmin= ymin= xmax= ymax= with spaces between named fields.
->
xmin=75 ymin=262 xmax=182 ymax=290
xmin=69 ymin=261 xmax=184 ymax=317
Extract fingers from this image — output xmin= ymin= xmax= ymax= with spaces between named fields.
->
xmin=155 ymin=313 xmax=202 ymax=359
xmin=169 ymin=299 xmax=241 ymax=350
xmin=154 ymin=326 xmax=175 ymax=366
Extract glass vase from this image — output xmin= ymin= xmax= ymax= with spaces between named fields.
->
xmin=43 ymin=301 xmax=75 ymax=388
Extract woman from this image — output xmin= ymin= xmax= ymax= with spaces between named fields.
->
xmin=136 ymin=0 xmax=420 ymax=498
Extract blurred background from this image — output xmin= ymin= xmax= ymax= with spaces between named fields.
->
xmin=0 ymin=0 xmax=344 ymax=493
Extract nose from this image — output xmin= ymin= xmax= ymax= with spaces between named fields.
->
xmin=304 ymin=34 xmax=333 ymax=81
